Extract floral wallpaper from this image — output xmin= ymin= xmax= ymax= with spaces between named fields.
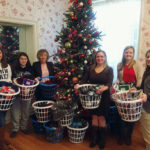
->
xmin=138 ymin=0 xmax=150 ymax=71
xmin=0 ymin=0 xmax=68 ymax=58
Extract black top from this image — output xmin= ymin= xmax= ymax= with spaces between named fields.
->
xmin=12 ymin=65 xmax=33 ymax=78
xmin=80 ymin=66 xmax=114 ymax=117
xmin=32 ymin=61 xmax=54 ymax=77
xmin=81 ymin=66 xmax=113 ymax=88
xmin=140 ymin=66 xmax=150 ymax=113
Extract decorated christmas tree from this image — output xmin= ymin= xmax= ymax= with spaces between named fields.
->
xmin=54 ymin=0 xmax=102 ymax=101
xmin=0 ymin=25 xmax=19 ymax=64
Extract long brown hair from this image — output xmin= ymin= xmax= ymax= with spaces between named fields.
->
xmin=145 ymin=49 xmax=150 ymax=68
xmin=121 ymin=46 xmax=136 ymax=69
xmin=91 ymin=50 xmax=108 ymax=70
xmin=0 ymin=49 xmax=8 ymax=68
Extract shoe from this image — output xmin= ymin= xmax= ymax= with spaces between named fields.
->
xmin=21 ymin=129 xmax=31 ymax=135
xmin=125 ymin=136 xmax=131 ymax=146
xmin=10 ymin=131 xmax=18 ymax=138
xmin=98 ymin=127 xmax=106 ymax=150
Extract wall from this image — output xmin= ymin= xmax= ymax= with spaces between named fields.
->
xmin=138 ymin=0 xmax=150 ymax=70
xmin=0 ymin=0 xmax=68 ymax=58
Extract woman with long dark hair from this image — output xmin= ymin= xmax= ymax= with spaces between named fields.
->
xmin=0 ymin=49 xmax=13 ymax=150
xmin=75 ymin=50 xmax=113 ymax=150
xmin=10 ymin=52 xmax=33 ymax=138
xmin=117 ymin=46 xmax=143 ymax=145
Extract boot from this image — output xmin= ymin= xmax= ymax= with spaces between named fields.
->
xmin=0 ymin=127 xmax=13 ymax=150
xmin=98 ymin=127 xmax=106 ymax=150
xmin=124 ymin=123 xmax=134 ymax=146
xmin=89 ymin=126 xmax=98 ymax=148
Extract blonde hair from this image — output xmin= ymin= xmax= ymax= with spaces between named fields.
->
xmin=37 ymin=49 xmax=49 ymax=61
xmin=121 ymin=46 xmax=135 ymax=69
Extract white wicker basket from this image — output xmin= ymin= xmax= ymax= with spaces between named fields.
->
xmin=78 ymin=84 xmax=101 ymax=109
xmin=13 ymin=78 xmax=39 ymax=101
xmin=32 ymin=100 xmax=54 ymax=123
xmin=59 ymin=110 xmax=74 ymax=127
xmin=0 ymin=82 xmax=20 ymax=111
xmin=67 ymin=120 xmax=89 ymax=143
xmin=112 ymin=90 xmax=143 ymax=122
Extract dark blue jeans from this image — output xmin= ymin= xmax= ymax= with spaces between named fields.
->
xmin=0 ymin=111 xmax=6 ymax=127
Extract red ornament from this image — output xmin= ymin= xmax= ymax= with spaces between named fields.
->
xmin=89 ymin=41 xmax=92 ymax=44
xmin=74 ymin=0 xmax=77 ymax=3
xmin=78 ymin=33 xmax=82 ymax=37
xmin=68 ymin=34 xmax=72 ymax=38
xmin=80 ymin=54 xmax=84 ymax=58
xmin=70 ymin=0 xmax=73 ymax=3
xmin=71 ymin=68 xmax=75 ymax=72
xmin=74 ymin=16 xmax=77 ymax=20
xmin=53 ymin=56 xmax=56 ymax=60
xmin=54 ymin=38 xmax=59 ymax=42
xmin=88 ymin=0 xmax=92 ymax=5
xmin=72 ymin=30 xmax=77 ymax=36
xmin=90 ymin=62 xmax=93 ymax=65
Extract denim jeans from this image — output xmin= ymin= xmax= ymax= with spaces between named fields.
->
xmin=0 ymin=111 xmax=6 ymax=127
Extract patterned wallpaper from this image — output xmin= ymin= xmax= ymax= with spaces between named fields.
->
xmin=0 ymin=0 xmax=68 ymax=58
xmin=138 ymin=0 xmax=150 ymax=70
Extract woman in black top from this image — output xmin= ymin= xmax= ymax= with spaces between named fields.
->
xmin=32 ymin=49 xmax=54 ymax=78
xmin=10 ymin=52 xmax=34 ymax=138
xmin=75 ymin=50 xmax=113 ymax=149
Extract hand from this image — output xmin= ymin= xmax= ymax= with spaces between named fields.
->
xmin=96 ymin=86 xmax=108 ymax=94
xmin=140 ymin=94 xmax=147 ymax=102
xmin=129 ymin=87 xmax=137 ymax=93
xmin=74 ymin=84 xmax=79 ymax=90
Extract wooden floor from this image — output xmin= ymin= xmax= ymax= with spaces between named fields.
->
xmin=5 ymin=123 xmax=145 ymax=150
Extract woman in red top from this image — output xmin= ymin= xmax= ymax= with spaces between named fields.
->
xmin=117 ymin=46 xmax=143 ymax=145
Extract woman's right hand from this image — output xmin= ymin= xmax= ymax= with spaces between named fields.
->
xmin=74 ymin=84 xmax=79 ymax=90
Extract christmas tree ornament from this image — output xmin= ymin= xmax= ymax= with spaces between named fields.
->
xmin=60 ymin=32 xmax=64 ymax=36
xmin=80 ymin=54 xmax=84 ymax=58
xmin=68 ymin=72 xmax=71 ymax=76
xmin=84 ymin=14 xmax=88 ymax=18
xmin=74 ymin=16 xmax=77 ymax=20
xmin=71 ymin=68 xmax=75 ymax=72
xmin=78 ymin=2 xmax=83 ymax=7
xmin=78 ymin=74 xmax=81 ymax=78
xmin=88 ymin=0 xmax=92 ymax=5
xmin=89 ymin=41 xmax=92 ymax=44
xmin=83 ymin=38 xmax=87 ymax=42
xmin=84 ymin=45 xmax=87 ymax=49
xmin=80 ymin=67 xmax=84 ymax=70
xmin=70 ymin=12 xmax=74 ymax=16
xmin=78 ymin=33 xmax=82 ymax=37
xmin=70 ymin=59 xmax=74 ymax=63
xmin=84 ymin=60 xmax=88 ymax=64
xmin=65 ymin=42 xmax=71 ymax=48
xmin=72 ymin=77 xmax=78 ymax=83
xmin=68 ymin=34 xmax=72 ymax=38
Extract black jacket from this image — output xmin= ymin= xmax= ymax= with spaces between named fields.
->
xmin=32 ymin=61 xmax=54 ymax=77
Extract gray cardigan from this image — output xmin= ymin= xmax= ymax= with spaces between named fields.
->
xmin=117 ymin=61 xmax=143 ymax=87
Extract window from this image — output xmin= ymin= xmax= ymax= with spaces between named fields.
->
xmin=93 ymin=0 xmax=141 ymax=80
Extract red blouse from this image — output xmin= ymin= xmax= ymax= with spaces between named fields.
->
xmin=123 ymin=65 xmax=136 ymax=83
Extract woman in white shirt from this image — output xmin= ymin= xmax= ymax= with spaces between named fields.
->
xmin=0 ymin=49 xmax=13 ymax=150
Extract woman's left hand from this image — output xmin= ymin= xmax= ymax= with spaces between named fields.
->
xmin=141 ymin=94 xmax=147 ymax=102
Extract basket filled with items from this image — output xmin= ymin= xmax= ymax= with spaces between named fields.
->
xmin=112 ymin=90 xmax=143 ymax=122
xmin=38 ymin=76 xmax=57 ymax=100
xmin=51 ymin=100 xmax=77 ymax=127
xmin=43 ymin=121 xmax=64 ymax=143
xmin=32 ymin=100 xmax=54 ymax=123
xmin=0 ymin=81 xmax=20 ymax=111
xmin=77 ymin=84 xmax=102 ymax=109
xmin=13 ymin=75 xmax=39 ymax=101
xmin=67 ymin=118 xmax=89 ymax=143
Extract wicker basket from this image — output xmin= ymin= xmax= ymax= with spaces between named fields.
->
xmin=0 ymin=81 xmax=20 ymax=111
xmin=67 ymin=119 xmax=89 ymax=143
xmin=112 ymin=90 xmax=143 ymax=122
xmin=78 ymin=84 xmax=101 ymax=109
xmin=13 ymin=78 xmax=39 ymax=101
xmin=32 ymin=100 xmax=54 ymax=123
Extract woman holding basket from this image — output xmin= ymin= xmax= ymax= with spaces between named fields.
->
xmin=32 ymin=49 xmax=54 ymax=100
xmin=140 ymin=49 xmax=150 ymax=150
xmin=10 ymin=52 xmax=34 ymax=138
xmin=0 ymin=49 xmax=13 ymax=150
xmin=75 ymin=50 xmax=113 ymax=150
xmin=117 ymin=46 xmax=143 ymax=145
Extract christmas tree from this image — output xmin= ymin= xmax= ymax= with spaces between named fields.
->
xmin=0 ymin=25 xmax=19 ymax=64
xmin=54 ymin=0 xmax=102 ymax=101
